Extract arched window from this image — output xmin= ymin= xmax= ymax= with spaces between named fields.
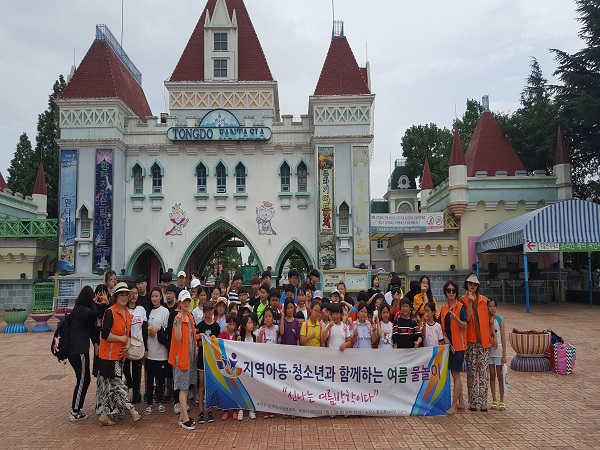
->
xmin=397 ymin=201 xmax=413 ymax=213
xmin=132 ymin=164 xmax=144 ymax=194
xmin=80 ymin=206 xmax=91 ymax=238
xmin=280 ymin=162 xmax=291 ymax=192
xmin=339 ymin=202 xmax=350 ymax=234
xmin=216 ymin=162 xmax=227 ymax=193
xmin=235 ymin=162 xmax=247 ymax=193
xmin=196 ymin=163 xmax=207 ymax=193
xmin=297 ymin=161 xmax=307 ymax=192
xmin=151 ymin=163 xmax=162 ymax=194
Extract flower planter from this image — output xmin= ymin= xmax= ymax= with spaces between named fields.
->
xmin=3 ymin=310 xmax=29 ymax=333
xmin=509 ymin=330 xmax=551 ymax=372
xmin=30 ymin=313 xmax=54 ymax=333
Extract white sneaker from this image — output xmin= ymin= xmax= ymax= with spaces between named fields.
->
xmin=158 ymin=404 xmax=166 ymax=413
xmin=174 ymin=403 xmax=181 ymax=414
xmin=69 ymin=410 xmax=87 ymax=422
xmin=144 ymin=406 xmax=152 ymax=415
xmin=237 ymin=410 xmax=244 ymax=421
xmin=249 ymin=411 xmax=256 ymax=420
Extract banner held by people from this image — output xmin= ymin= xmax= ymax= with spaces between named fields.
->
xmin=203 ymin=337 xmax=451 ymax=417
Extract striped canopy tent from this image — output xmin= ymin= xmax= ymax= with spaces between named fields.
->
xmin=475 ymin=199 xmax=600 ymax=312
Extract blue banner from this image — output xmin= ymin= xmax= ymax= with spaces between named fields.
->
xmin=58 ymin=150 xmax=78 ymax=272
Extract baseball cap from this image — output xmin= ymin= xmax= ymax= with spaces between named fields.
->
xmin=313 ymin=290 xmax=323 ymax=299
xmin=177 ymin=271 xmax=186 ymax=278
xmin=178 ymin=290 xmax=191 ymax=302
xmin=330 ymin=288 xmax=340 ymax=296
xmin=203 ymin=301 xmax=215 ymax=311
xmin=216 ymin=296 xmax=229 ymax=307
xmin=190 ymin=279 xmax=201 ymax=289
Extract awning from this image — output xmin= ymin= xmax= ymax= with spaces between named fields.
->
xmin=476 ymin=199 xmax=600 ymax=253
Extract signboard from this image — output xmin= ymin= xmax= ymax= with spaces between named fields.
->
xmin=94 ymin=149 xmax=113 ymax=272
xmin=58 ymin=149 xmax=78 ymax=272
xmin=167 ymin=109 xmax=271 ymax=142
xmin=322 ymin=271 xmax=369 ymax=292
xmin=371 ymin=213 xmax=444 ymax=233
xmin=525 ymin=242 xmax=600 ymax=253
xmin=352 ymin=146 xmax=371 ymax=266
xmin=318 ymin=147 xmax=335 ymax=268
xmin=203 ymin=337 xmax=451 ymax=417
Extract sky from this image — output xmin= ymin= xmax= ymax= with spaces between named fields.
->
xmin=0 ymin=0 xmax=584 ymax=199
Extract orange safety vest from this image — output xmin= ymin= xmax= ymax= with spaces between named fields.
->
xmin=460 ymin=293 xmax=492 ymax=348
xmin=168 ymin=312 xmax=197 ymax=371
xmin=440 ymin=300 xmax=466 ymax=351
xmin=98 ymin=304 xmax=131 ymax=361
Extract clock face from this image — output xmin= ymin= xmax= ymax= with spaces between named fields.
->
xmin=397 ymin=202 xmax=413 ymax=213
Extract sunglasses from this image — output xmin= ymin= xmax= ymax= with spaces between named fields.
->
xmin=446 ymin=289 xmax=457 ymax=293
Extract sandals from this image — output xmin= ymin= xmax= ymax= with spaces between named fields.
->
xmin=130 ymin=408 xmax=142 ymax=422
xmin=498 ymin=402 xmax=506 ymax=411
xmin=98 ymin=415 xmax=116 ymax=426
xmin=491 ymin=401 xmax=498 ymax=409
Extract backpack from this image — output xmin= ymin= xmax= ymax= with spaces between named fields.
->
xmin=50 ymin=313 xmax=72 ymax=363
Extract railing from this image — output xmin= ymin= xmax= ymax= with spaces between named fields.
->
xmin=0 ymin=219 xmax=58 ymax=239
xmin=96 ymin=24 xmax=142 ymax=85
xmin=32 ymin=282 xmax=55 ymax=310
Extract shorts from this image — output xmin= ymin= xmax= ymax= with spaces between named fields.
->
xmin=449 ymin=350 xmax=465 ymax=372
xmin=489 ymin=356 xmax=502 ymax=366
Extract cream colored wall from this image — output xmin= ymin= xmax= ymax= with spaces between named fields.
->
xmin=0 ymin=245 xmax=56 ymax=279
xmin=391 ymin=239 xmax=460 ymax=272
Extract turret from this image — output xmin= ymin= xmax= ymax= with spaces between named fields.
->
xmin=32 ymin=163 xmax=47 ymax=218
xmin=419 ymin=158 xmax=434 ymax=212
xmin=448 ymin=128 xmax=468 ymax=218
xmin=553 ymin=126 xmax=573 ymax=201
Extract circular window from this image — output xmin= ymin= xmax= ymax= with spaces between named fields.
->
xmin=398 ymin=175 xmax=410 ymax=189
xmin=397 ymin=202 xmax=413 ymax=213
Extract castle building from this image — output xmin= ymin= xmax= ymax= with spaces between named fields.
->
xmin=56 ymin=0 xmax=373 ymax=289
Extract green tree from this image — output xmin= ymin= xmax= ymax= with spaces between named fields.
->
xmin=552 ymin=0 xmax=600 ymax=198
xmin=7 ymin=133 xmax=36 ymax=196
xmin=400 ymin=123 xmax=452 ymax=187
xmin=203 ymin=246 xmax=243 ymax=280
xmin=499 ymin=58 xmax=559 ymax=173
xmin=35 ymin=75 xmax=66 ymax=217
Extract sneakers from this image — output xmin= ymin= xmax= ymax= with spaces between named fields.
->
xmin=237 ymin=410 xmax=244 ymax=421
xmin=207 ymin=411 xmax=215 ymax=423
xmin=263 ymin=412 xmax=270 ymax=419
xmin=221 ymin=411 xmax=230 ymax=421
xmin=144 ymin=406 xmax=152 ymax=416
xmin=158 ymin=404 xmax=166 ymax=413
xmin=249 ymin=411 xmax=256 ymax=420
xmin=198 ymin=412 xmax=205 ymax=424
xmin=69 ymin=410 xmax=87 ymax=422
xmin=174 ymin=403 xmax=181 ymax=414
xmin=232 ymin=411 xmax=238 ymax=420
xmin=194 ymin=394 xmax=200 ymax=405
xmin=181 ymin=419 xmax=195 ymax=430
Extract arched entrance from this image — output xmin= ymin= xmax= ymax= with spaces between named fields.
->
xmin=179 ymin=219 xmax=264 ymax=282
xmin=274 ymin=240 xmax=313 ymax=283
xmin=126 ymin=243 xmax=167 ymax=286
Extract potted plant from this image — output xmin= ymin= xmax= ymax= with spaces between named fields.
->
xmin=509 ymin=328 xmax=552 ymax=372
xmin=30 ymin=309 xmax=54 ymax=333
xmin=53 ymin=307 xmax=72 ymax=321
xmin=3 ymin=308 xmax=29 ymax=333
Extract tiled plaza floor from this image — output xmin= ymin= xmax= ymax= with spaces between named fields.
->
xmin=1 ymin=302 xmax=599 ymax=449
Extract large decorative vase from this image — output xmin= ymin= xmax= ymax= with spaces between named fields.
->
xmin=509 ymin=331 xmax=551 ymax=372
xmin=30 ymin=313 xmax=54 ymax=333
xmin=3 ymin=310 xmax=29 ymax=333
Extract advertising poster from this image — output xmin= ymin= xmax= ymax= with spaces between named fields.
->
xmin=352 ymin=146 xmax=371 ymax=266
xmin=58 ymin=149 xmax=78 ymax=272
xmin=318 ymin=147 xmax=335 ymax=268
xmin=93 ymin=149 xmax=113 ymax=272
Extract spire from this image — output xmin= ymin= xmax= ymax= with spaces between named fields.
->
xmin=0 ymin=170 xmax=7 ymax=191
xmin=421 ymin=158 xmax=434 ymax=190
xmin=554 ymin=125 xmax=570 ymax=165
xmin=314 ymin=27 xmax=370 ymax=96
xmin=170 ymin=0 xmax=273 ymax=82
xmin=33 ymin=163 xmax=47 ymax=195
xmin=61 ymin=28 xmax=152 ymax=122
xmin=450 ymin=127 xmax=466 ymax=166
xmin=464 ymin=109 xmax=525 ymax=176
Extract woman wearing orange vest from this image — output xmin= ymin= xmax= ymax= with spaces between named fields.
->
xmin=168 ymin=290 xmax=198 ymax=430
xmin=462 ymin=273 xmax=492 ymax=412
xmin=440 ymin=280 xmax=467 ymax=415
xmin=96 ymin=282 xmax=142 ymax=426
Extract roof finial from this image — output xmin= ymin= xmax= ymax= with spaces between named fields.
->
xmin=482 ymin=95 xmax=490 ymax=112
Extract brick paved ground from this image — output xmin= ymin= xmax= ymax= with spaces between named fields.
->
xmin=1 ymin=302 xmax=599 ymax=449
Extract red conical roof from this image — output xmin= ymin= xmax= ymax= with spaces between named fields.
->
xmin=554 ymin=126 xmax=571 ymax=165
xmin=450 ymin=128 xmax=466 ymax=166
xmin=464 ymin=111 xmax=525 ymax=176
xmin=33 ymin=163 xmax=47 ymax=195
xmin=170 ymin=0 xmax=273 ymax=82
xmin=314 ymin=36 xmax=370 ymax=96
xmin=0 ymin=171 xmax=7 ymax=191
xmin=421 ymin=158 xmax=434 ymax=190
xmin=62 ymin=40 xmax=152 ymax=122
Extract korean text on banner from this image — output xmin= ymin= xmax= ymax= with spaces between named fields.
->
xmin=203 ymin=337 xmax=451 ymax=417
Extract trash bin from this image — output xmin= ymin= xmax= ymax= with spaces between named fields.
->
xmin=553 ymin=280 xmax=566 ymax=302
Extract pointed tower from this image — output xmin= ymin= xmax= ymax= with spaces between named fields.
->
xmin=167 ymin=0 xmax=279 ymax=122
xmin=0 ymin=171 xmax=7 ymax=192
xmin=553 ymin=126 xmax=573 ymax=201
xmin=32 ymin=163 xmax=48 ymax=218
xmin=419 ymin=158 xmax=434 ymax=211
xmin=310 ymin=20 xmax=374 ymax=269
xmin=448 ymin=128 xmax=468 ymax=218
xmin=464 ymin=96 xmax=525 ymax=176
